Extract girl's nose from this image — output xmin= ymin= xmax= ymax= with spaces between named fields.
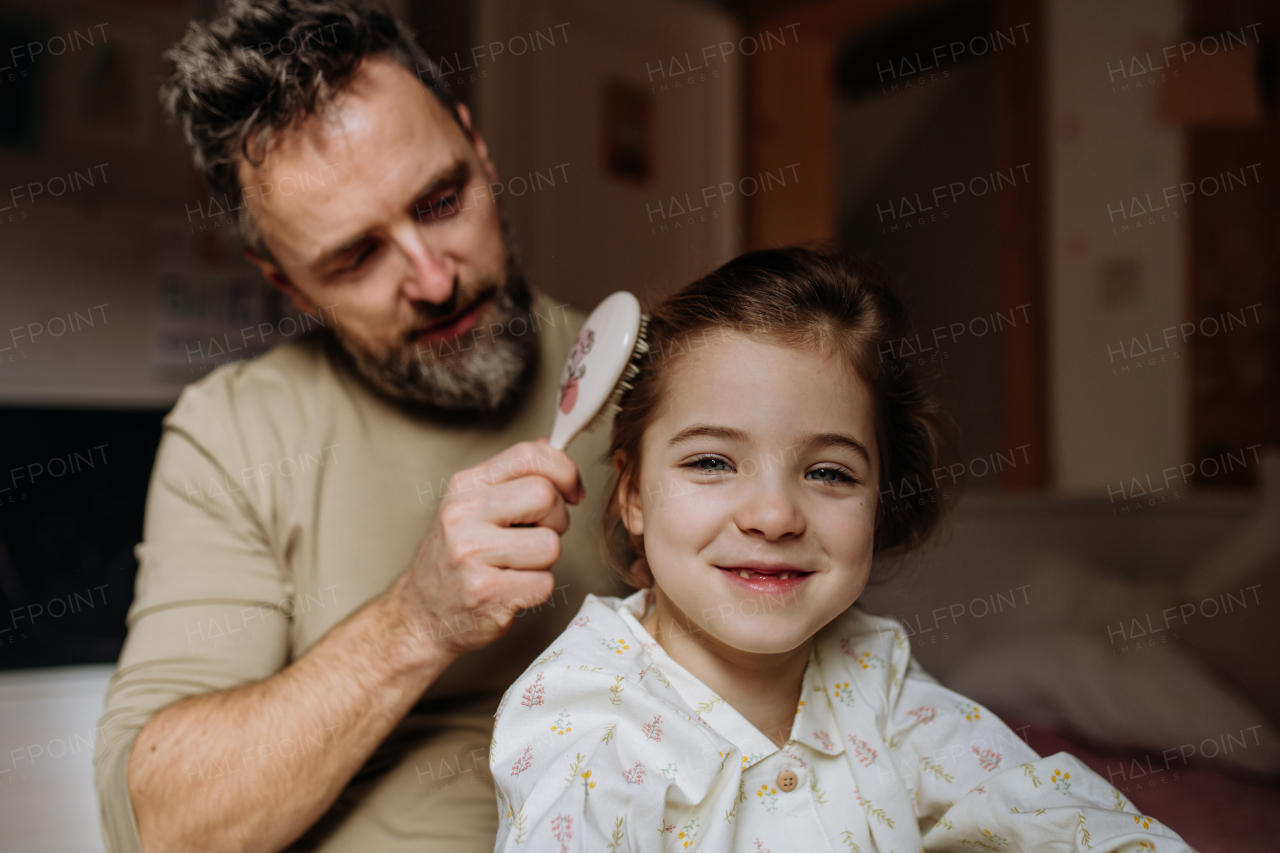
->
xmin=733 ymin=476 xmax=805 ymax=542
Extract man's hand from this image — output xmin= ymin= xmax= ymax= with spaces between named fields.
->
xmin=400 ymin=439 xmax=585 ymax=655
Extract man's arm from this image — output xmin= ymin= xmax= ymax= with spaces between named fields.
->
xmin=128 ymin=577 xmax=447 ymax=853
xmin=124 ymin=441 xmax=582 ymax=853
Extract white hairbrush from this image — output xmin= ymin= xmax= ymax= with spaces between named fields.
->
xmin=549 ymin=291 xmax=649 ymax=450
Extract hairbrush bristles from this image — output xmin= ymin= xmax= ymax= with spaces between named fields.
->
xmin=584 ymin=312 xmax=649 ymax=434
xmin=548 ymin=292 xmax=649 ymax=450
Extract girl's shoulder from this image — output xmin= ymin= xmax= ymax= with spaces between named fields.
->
xmin=813 ymin=605 xmax=915 ymax=696
xmin=490 ymin=597 xmax=739 ymax=829
xmin=493 ymin=593 xmax=691 ymax=724
xmin=491 ymin=594 xmax=728 ymax=774
xmin=526 ymin=592 xmax=654 ymax=671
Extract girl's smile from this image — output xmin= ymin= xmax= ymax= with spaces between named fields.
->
xmin=716 ymin=561 xmax=814 ymax=594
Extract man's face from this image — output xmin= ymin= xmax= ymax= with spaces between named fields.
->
xmin=240 ymin=55 xmax=535 ymax=411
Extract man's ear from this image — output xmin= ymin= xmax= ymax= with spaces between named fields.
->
xmin=455 ymin=103 xmax=500 ymax=185
xmin=613 ymin=451 xmax=644 ymax=537
xmin=244 ymin=248 xmax=318 ymax=317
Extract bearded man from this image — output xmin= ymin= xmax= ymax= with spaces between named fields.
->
xmin=93 ymin=2 xmax=619 ymax=851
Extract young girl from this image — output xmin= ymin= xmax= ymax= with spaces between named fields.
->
xmin=490 ymin=248 xmax=1191 ymax=852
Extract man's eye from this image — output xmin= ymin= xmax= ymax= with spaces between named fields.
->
xmin=341 ymin=243 xmax=377 ymax=273
xmin=417 ymin=191 xmax=462 ymax=221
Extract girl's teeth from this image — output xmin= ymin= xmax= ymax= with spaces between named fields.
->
xmin=738 ymin=570 xmax=751 ymax=578
xmin=778 ymin=572 xmax=792 ymax=580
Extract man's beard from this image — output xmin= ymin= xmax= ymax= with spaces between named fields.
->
xmin=331 ymin=255 xmax=540 ymax=414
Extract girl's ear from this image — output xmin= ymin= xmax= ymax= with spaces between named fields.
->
xmin=613 ymin=451 xmax=644 ymax=537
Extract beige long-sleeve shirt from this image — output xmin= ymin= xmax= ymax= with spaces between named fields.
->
xmin=94 ymin=292 xmax=625 ymax=852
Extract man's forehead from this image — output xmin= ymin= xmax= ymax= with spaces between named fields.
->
xmin=238 ymin=55 xmax=462 ymax=187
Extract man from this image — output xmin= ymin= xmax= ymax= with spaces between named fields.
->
xmin=93 ymin=2 xmax=621 ymax=851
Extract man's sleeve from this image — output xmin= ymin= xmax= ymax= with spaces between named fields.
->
xmin=94 ymin=387 xmax=290 ymax=853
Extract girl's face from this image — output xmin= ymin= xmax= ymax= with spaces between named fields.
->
xmin=619 ymin=333 xmax=880 ymax=655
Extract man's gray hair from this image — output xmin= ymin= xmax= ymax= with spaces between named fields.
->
xmin=161 ymin=0 xmax=459 ymax=257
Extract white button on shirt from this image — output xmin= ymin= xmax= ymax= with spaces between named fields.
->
xmin=491 ymin=590 xmax=1193 ymax=852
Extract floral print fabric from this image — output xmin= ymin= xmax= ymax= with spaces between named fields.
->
xmin=491 ymin=590 xmax=1193 ymax=852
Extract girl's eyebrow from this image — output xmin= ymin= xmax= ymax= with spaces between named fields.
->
xmin=799 ymin=432 xmax=871 ymax=465
xmin=667 ymin=424 xmax=749 ymax=447
xmin=667 ymin=425 xmax=871 ymax=465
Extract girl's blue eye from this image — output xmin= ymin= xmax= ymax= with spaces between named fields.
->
xmin=690 ymin=456 xmax=731 ymax=472
xmin=806 ymin=467 xmax=849 ymax=483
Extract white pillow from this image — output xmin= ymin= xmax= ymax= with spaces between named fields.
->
xmin=1182 ymin=451 xmax=1280 ymax=601
xmin=947 ymin=630 xmax=1280 ymax=776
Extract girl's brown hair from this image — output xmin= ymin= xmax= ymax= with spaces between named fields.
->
xmin=602 ymin=246 xmax=956 ymax=584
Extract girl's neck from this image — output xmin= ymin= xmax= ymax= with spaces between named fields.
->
xmin=642 ymin=585 xmax=810 ymax=748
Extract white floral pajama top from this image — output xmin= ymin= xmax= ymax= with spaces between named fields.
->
xmin=490 ymin=590 xmax=1193 ymax=852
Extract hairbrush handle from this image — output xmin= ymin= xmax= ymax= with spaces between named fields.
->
xmin=549 ymin=292 xmax=646 ymax=451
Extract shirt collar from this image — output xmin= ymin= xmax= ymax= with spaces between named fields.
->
xmin=788 ymin=649 xmax=845 ymax=757
xmin=614 ymin=591 xmax=843 ymax=768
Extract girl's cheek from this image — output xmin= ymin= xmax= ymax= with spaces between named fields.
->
xmin=645 ymin=471 xmax=703 ymax=511
xmin=667 ymin=478 xmax=736 ymax=530
xmin=817 ymin=504 xmax=876 ymax=561
xmin=641 ymin=473 xmax=728 ymax=545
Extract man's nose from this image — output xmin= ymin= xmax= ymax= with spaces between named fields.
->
xmin=392 ymin=222 xmax=456 ymax=304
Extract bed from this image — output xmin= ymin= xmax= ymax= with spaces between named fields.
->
xmin=860 ymin=458 xmax=1280 ymax=851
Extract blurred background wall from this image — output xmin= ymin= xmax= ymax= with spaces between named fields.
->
xmin=0 ymin=0 xmax=1277 ymax=850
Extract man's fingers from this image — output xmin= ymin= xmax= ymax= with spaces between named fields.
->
xmin=480 ymin=476 xmax=572 ymax=532
xmin=479 ymin=527 xmax=562 ymax=570
xmin=452 ymin=441 xmax=582 ymax=504
xmin=496 ymin=569 xmax=557 ymax=619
